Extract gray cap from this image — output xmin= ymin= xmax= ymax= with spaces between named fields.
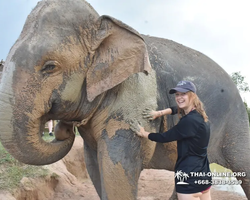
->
xmin=169 ymin=80 xmax=196 ymax=94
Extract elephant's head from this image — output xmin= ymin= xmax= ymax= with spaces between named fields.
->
xmin=0 ymin=0 xmax=151 ymax=165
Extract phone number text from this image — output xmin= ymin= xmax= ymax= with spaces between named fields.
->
xmin=194 ymin=179 xmax=242 ymax=185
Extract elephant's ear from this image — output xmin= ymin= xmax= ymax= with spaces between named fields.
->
xmin=86 ymin=15 xmax=151 ymax=102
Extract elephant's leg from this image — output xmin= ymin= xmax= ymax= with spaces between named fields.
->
xmin=84 ymin=141 xmax=102 ymax=198
xmin=220 ymin=114 xmax=250 ymax=199
xmin=97 ymin=129 xmax=142 ymax=200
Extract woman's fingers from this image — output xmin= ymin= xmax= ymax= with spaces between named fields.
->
xmin=129 ymin=120 xmax=140 ymax=132
xmin=129 ymin=120 xmax=143 ymax=137
xmin=142 ymin=108 xmax=156 ymax=120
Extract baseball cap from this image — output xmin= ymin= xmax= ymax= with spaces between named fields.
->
xmin=169 ymin=80 xmax=196 ymax=94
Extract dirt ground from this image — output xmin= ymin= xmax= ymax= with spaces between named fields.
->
xmin=73 ymin=169 xmax=247 ymax=200
xmin=0 ymin=137 xmax=247 ymax=200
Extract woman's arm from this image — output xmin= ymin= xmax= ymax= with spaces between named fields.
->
xmin=143 ymin=106 xmax=177 ymax=121
xmin=158 ymin=108 xmax=173 ymax=117
xmin=148 ymin=117 xmax=196 ymax=142
xmin=130 ymin=115 xmax=196 ymax=142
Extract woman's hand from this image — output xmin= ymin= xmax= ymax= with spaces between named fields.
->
xmin=129 ymin=120 xmax=148 ymax=138
xmin=142 ymin=108 xmax=159 ymax=121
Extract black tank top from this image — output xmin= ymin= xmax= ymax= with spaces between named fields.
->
xmin=148 ymin=108 xmax=212 ymax=193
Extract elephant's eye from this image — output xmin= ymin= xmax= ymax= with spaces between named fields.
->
xmin=41 ymin=61 xmax=59 ymax=75
xmin=42 ymin=64 xmax=55 ymax=72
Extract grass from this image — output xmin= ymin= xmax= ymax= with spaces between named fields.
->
xmin=42 ymin=133 xmax=56 ymax=142
xmin=0 ymin=132 xmax=52 ymax=191
xmin=0 ymin=128 xmax=79 ymax=192
xmin=0 ymin=164 xmax=49 ymax=191
xmin=0 ymin=142 xmax=18 ymax=165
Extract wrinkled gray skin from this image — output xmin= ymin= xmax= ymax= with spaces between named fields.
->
xmin=0 ymin=0 xmax=249 ymax=199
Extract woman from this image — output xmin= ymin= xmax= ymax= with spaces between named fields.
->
xmin=130 ymin=80 xmax=212 ymax=200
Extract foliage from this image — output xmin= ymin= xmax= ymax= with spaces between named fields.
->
xmin=230 ymin=72 xmax=250 ymax=124
xmin=0 ymin=136 xmax=50 ymax=191
xmin=231 ymin=71 xmax=250 ymax=92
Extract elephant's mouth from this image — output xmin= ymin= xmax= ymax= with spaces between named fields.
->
xmin=51 ymin=120 xmax=76 ymax=142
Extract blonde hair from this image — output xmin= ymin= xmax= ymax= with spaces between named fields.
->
xmin=177 ymin=91 xmax=209 ymax=122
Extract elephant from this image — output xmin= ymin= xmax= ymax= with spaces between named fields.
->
xmin=0 ymin=0 xmax=249 ymax=199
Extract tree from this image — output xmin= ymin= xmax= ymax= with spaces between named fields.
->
xmin=231 ymin=72 xmax=250 ymax=123
xmin=231 ymin=71 xmax=250 ymax=92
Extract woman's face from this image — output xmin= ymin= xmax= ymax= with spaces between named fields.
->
xmin=175 ymin=91 xmax=193 ymax=110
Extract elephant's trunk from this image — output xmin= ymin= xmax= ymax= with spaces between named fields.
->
xmin=0 ymin=62 xmax=75 ymax=166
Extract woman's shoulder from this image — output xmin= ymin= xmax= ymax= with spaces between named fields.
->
xmin=182 ymin=110 xmax=204 ymax=125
